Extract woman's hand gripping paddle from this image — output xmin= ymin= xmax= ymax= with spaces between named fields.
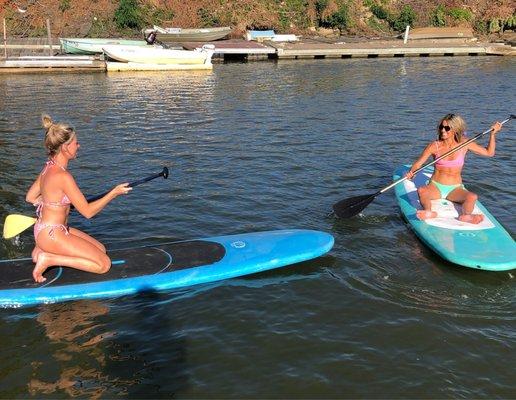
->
xmin=332 ymin=115 xmax=515 ymax=218
xmin=2 ymin=166 xmax=169 ymax=239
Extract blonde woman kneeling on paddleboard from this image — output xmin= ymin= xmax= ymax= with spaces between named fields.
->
xmin=406 ymin=114 xmax=502 ymax=224
xmin=26 ymin=115 xmax=132 ymax=283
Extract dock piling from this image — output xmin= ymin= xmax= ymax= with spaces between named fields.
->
xmin=403 ymin=25 xmax=410 ymax=44
xmin=46 ymin=19 xmax=52 ymax=56
xmin=3 ymin=18 xmax=6 ymax=59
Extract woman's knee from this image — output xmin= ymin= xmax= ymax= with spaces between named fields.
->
xmin=417 ymin=186 xmax=429 ymax=198
xmin=465 ymin=191 xmax=478 ymax=203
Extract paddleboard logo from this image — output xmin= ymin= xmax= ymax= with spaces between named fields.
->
xmin=230 ymin=241 xmax=246 ymax=249
xmin=458 ymin=232 xmax=477 ymax=238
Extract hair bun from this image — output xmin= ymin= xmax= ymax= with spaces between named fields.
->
xmin=41 ymin=114 xmax=53 ymax=130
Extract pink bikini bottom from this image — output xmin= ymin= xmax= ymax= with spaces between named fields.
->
xmin=34 ymin=221 xmax=69 ymax=240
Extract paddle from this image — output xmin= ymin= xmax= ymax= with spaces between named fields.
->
xmin=2 ymin=166 xmax=169 ymax=239
xmin=79 ymin=166 xmax=169 ymax=205
xmin=332 ymin=115 xmax=515 ymax=218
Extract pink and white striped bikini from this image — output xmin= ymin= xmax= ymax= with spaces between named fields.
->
xmin=33 ymin=159 xmax=71 ymax=240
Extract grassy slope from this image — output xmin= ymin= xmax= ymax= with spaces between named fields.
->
xmin=0 ymin=0 xmax=514 ymax=38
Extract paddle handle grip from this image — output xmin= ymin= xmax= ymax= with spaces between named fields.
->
xmin=78 ymin=167 xmax=169 ymax=205
xmin=379 ymin=115 xmax=514 ymax=194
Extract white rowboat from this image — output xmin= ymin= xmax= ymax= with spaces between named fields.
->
xmin=102 ymin=44 xmax=215 ymax=65
xmin=60 ymin=38 xmax=149 ymax=55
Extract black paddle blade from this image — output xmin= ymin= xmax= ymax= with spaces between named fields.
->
xmin=332 ymin=193 xmax=378 ymax=218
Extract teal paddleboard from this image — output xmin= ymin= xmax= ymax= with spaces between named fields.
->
xmin=394 ymin=165 xmax=515 ymax=271
xmin=0 ymin=229 xmax=334 ymax=308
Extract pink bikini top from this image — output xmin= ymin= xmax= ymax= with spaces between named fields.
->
xmin=35 ymin=159 xmax=71 ymax=217
xmin=434 ymin=141 xmax=465 ymax=168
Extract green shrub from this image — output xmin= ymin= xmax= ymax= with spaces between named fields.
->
xmin=503 ymin=14 xmax=516 ymax=29
xmin=388 ymin=5 xmax=415 ymax=31
xmin=321 ymin=4 xmax=350 ymax=31
xmin=488 ymin=18 xmax=501 ymax=33
xmin=431 ymin=4 xmax=446 ymax=27
xmin=448 ymin=8 xmax=472 ymax=22
xmin=482 ymin=13 xmax=516 ymax=33
xmin=473 ymin=19 xmax=487 ymax=35
xmin=370 ymin=3 xmax=388 ymax=20
xmin=316 ymin=0 xmax=329 ymax=15
xmin=114 ymin=0 xmax=142 ymax=30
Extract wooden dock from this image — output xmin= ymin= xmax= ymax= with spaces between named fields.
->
xmin=0 ymin=55 xmax=105 ymax=73
xmin=177 ymin=38 xmax=515 ymax=61
xmin=269 ymin=39 xmax=515 ymax=59
xmin=182 ymin=39 xmax=276 ymax=61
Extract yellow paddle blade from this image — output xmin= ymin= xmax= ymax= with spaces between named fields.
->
xmin=3 ymin=214 xmax=37 ymax=239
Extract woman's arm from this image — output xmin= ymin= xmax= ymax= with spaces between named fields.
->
xmin=467 ymin=122 xmax=502 ymax=157
xmin=26 ymin=174 xmax=42 ymax=204
xmin=406 ymin=142 xmax=435 ymax=179
xmin=62 ymin=173 xmax=132 ymax=219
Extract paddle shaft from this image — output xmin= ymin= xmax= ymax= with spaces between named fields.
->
xmin=377 ymin=116 xmax=513 ymax=195
xmin=82 ymin=167 xmax=169 ymax=204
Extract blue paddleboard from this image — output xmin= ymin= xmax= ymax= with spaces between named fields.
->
xmin=0 ymin=229 xmax=334 ymax=308
xmin=394 ymin=165 xmax=515 ymax=271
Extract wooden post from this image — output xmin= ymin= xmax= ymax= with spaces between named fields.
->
xmin=403 ymin=25 xmax=410 ymax=44
xmin=3 ymin=18 xmax=7 ymax=59
xmin=46 ymin=18 xmax=52 ymax=56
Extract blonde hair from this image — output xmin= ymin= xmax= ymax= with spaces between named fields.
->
xmin=42 ymin=114 xmax=76 ymax=157
xmin=437 ymin=113 xmax=467 ymax=143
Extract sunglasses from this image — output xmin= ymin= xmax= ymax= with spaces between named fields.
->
xmin=439 ymin=124 xmax=451 ymax=132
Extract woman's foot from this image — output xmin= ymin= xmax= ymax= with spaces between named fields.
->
xmin=458 ymin=214 xmax=484 ymax=224
xmin=416 ymin=210 xmax=438 ymax=220
xmin=32 ymin=253 xmax=50 ymax=283
xmin=31 ymin=247 xmax=42 ymax=263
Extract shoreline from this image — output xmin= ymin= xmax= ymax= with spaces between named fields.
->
xmin=0 ymin=36 xmax=514 ymax=73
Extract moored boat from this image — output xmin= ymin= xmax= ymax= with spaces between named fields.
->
xmin=60 ymin=38 xmax=149 ymax=55
xmin=102 ymin=44 xmax=215 ymax=65
xmin=144 ymin=26 xmax=231 ymax=42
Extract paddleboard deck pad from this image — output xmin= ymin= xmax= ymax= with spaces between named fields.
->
xmin=394 ymin=165 xmax=515 ymax=271
xmin=0 ymin=229 xmax=334 ymax=307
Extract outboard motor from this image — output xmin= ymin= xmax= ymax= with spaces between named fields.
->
xmin=145 ymin=31 xmax=157 ymax=45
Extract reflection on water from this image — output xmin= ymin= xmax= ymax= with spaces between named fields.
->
xmin=27 ymin=291 xmax=189 ymax=398
xmin=28 ymin=300 xmax=116 ymax=398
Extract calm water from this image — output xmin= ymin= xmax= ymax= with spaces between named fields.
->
xmin=0 ymin=57 xmax=515 ymax=398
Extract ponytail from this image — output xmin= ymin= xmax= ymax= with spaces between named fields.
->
xmin=42 ymin=114 xmax=76 ymax=157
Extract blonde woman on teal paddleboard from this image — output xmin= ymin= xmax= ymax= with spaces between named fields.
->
xmin=26 ymin=115 xmax=132 ymax=283
xmin=406 ymin=114 xmax=502 ymax=224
